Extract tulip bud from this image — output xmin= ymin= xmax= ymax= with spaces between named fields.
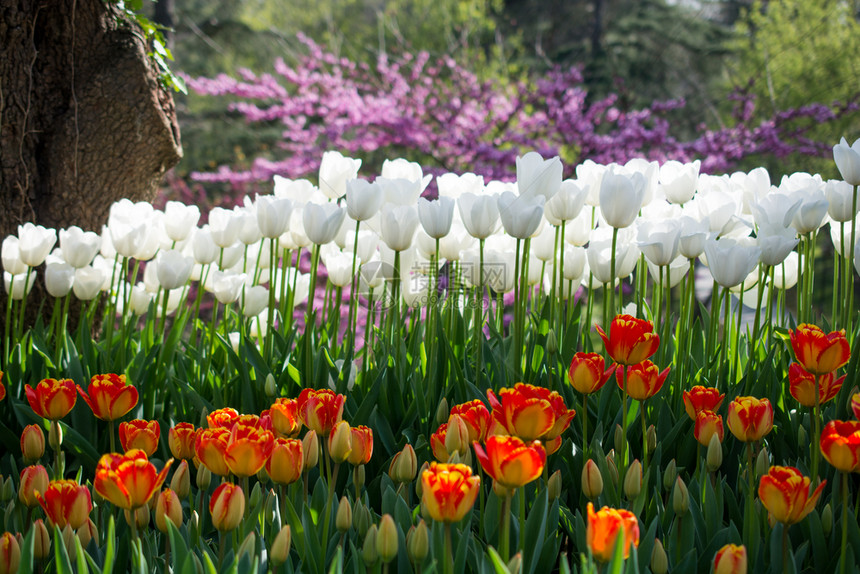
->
xmin=546 ymin=329 xmax=558 ymax=356
xmin=21 ymin=424 xmax=45 ymax=462
xmin=390 ymin=445 xmax=418 ymax=484
xmin=445 ymin=415 xmax=469 ymax=456
xmin=507 ymin=553 xmax=523 ymax=574
xmin=199 ymin=408 xmax=209 ymax=429
xmin=2 ymin=476 xmax=14 ymax=502
xmin=605 ymin=452 xmax=619 ymax=486
xmin=62 ymin=525 xmax=77 ymax=563
xmin=155 ymin=489 xmax=183 ymax=533
xmin=581 ymin=459 xmax=603 ymax=500
xmin=32 ymin=519 xmax=51 ymax=559
xmin=713 ymin=544 xmax=747 ymax=574
xmin=362 ymin=524 xmax=379 ymax=566
xmin=270 ymin=526 xmax=291 ymax=566
xmin=328 ymin=421 xmax=353 ymax=464
xmin=548 ymin=470 xmax=562 ymax=501
xmin=353 ymin=500 xmax=372 ymax=538
xmin=663 ymin=459 xmax=677 ymax=491
xmin=706 ymin=433 xmax=722 ymax=472
xmin=407 ymin=520 xmax=429 ymax=565
xmin=377 ymin=514 xmax=399 ymax=564
xmin=196 ymin=465 xmax=211 ymax=491
xmin=189 ymin=511 xmax=200 ymax=545
xmin=673 ymin=477 xmax=689 ymax=516
xmin=192 ymin=554 xmax=204 ymax=574
xmin=250 ymin=482 xmax=263 ymax=509
xmin=91 ymin=483 xmax=104 ymax=504
xmin=124 ymin=506 xmax=150 ymax=529
xmin=492 ymin=479 xmax=511 ymax=498
xmin=614 ymin=424 xmax=624 ymax=457
xmin=257 ymin=465 xmax=270 ymax=484
xmin=336 ymin=497 xmax=352 ymax=533
xmin=77 ymin=518 xmax=98 ymax=549
xmin=265 ymin=374 xmax=277 ymax=398
xmin=797 ymin=425 xmax=808 ymax=448
xmin=264 ymin=489 xmax=278 ymax=526
xmin=624 ymin=459 xmax=642 ymax=500
xmin=755 ymin=447 xmax=769 ymax=479
xmin=170 ymin=460 xmax=191 ymax=499
xmin=414 ymin=461 xmax=429 ymax=498
xmin=646 ymin=425 xmax=657 ymax=454
xmin=236 ymin=532 xmax=256 ymax=565
xmin=303 ymin=431 xmax=320 ymax=471
xmin=435 ymin=399 xmax=449 ymax=427
xmin=821 ymin=504 xmax=833 ymax=537
xmin=18 ymin=465 xmax=48 ymax=508
xmin=651 ymin=539 xmax=668 ymax=574
xmin=48 ymin=420 xmax=63 ymax=452
xmin=0 ymin=532 xmax=21 ymax=574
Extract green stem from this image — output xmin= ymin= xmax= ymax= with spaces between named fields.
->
xmin=849 ymin=185 xmax=857 ymax=330
xmin=609 ymin=228 xmax=618 ymax=319
xmin=640 ymin=400 xmax=648 ymax=471
xmin=745 ymin=443 xmax=755 ymax=549
xmin=620 ymin=366 xmax=629 ymax=481
xmin=841 ymin=471 xmax=849 ymax=574
xmin=812 ymin=374 xmax=821 ymax=482
xmin=109 ymin=420 xmax=116 ymax=453
xmin=518 ymin=487 xmax=526 ymax=553
xmin=582 ymin=395 xmax=589 ymax=461
xmin=444 ymin=523 xmax=454 ymax=574
xmin=499 ymin=491 xmax=512 ymax=562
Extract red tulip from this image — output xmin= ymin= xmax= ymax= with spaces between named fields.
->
xmin=820 ymin=420 xmax=860 ymax=473
xmin=297 ymin=388 xmax=345 ymax=436
xmin=168 ymin=423 xmax=196 ymax=459
xmin=347 ymin=425 xmax=373 ymax=466
xmin=568 ymin=352 xmax=616 ymax=395
xmin=270 ymin=398 xmax=302 ymax=438
xmin=726 ymin=397 xmax=773 ymax=442
xmin=195 ymin=427 xmax=231 ymax=477
xmin=694 ymin=410 xmax=724 ymax=447
xmin=25 ymin=378 xmax=76 ymax=420
xmin=596 ymin=315 xmax=660 ymax=366
xmin=586 ymin=502 xmax=640 ymax=562
xmin=34 ymin=479 xmax=92 ymax=530
xmin=94 ymin=450 xmax=173 ymax=510
xmin=420 ymin=463 xmax=480 ymax=523
xmin=473 ymin=435 xmax=546 ymax=492
xmin=450 ymin=400 xmax=491 ymax=444
xmin=224 ymin=423 xmax=274 ymax=478
xmin=210 ymin=483 xmax=244 ymax=532
xmin=487 ymin=383 xmax=575 ymax=442
xmin=616 ymin=361 xmax=669 ymax=401
xmin=758 ymin=466 xmax=824 ymax=525
xmin=789 ymin=324 xmax=850 ymax=376
xmin=266 ymin=438 xmax=304 ymax=485
xmin=119 ymin=419 xmax=160 ymax=457
xmin=77 ymin=373 xmax=138 ymax=421
xmin=682 ymin=386 xmax=725 ymax=421
xmin=207 ymin=407 xmax=239 ymax=429
xmin=788 ymin=363 xmax=845 ymax=407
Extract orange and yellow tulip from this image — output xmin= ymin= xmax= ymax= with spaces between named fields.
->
xmin=789 ymin=324 xmax=851 ymax=376
xmin=195 ymin=428 xmax=231 ymax=477
xmin=473 ymin=435 xmax=546 ymax=492
xmin=726 ymin=397 xmax=773 ymax=442
xmin=0 ymin=532 xmax=20 ymax=574
xmin=34 ymin=479 xmax=92 ymax=530
xmin=430 ymin=423 xmax=451 ymax=462
xmin=694 ymin=410 xmax=724 ymax=447
xmin=18 ymin=465 xmax=49 ymax=508
xmin=596 ymin=315 xmax=660 ymax=366
xmin=207 ymin=407 xmax=239 ymax=429
xmin=25 ymin=378 xmax=76 ymax=420
xmin=119 ymin=419 xmax=160 ymax=457
xmin=450 ymin=400 xmax=491 ymax=444
xmin=820 ymin=420 xmax=860 ymax=473
xmin=487 ymin=383 xmax=575 ymax=442
xmin=155 ymin=488 xmax=183 ymax=533
xmin=714 ymin=544 xmax=747 ymax=574
xmin=267 ymin=438 xmax=304 ymax=485
xmin=168 ymin=423 xmax=196 ymax=459
xmin=270 ymin=398 xmax=302 ymax=438
xmin=758 ymin=466 xmax=824 ymax=525
xmin=420 ymin=462 xmax=480 ymax=523
xmin=616 ymin=361 xmax=669 ymax=401
xmin=210 ymin=483 xmax=245 ymax=532
xmin=568 ymin=352 xmax=616 ymax=395
xmin=297 ymin=388 xmax=345 ymax=436
xmin=586 ymin=502 xmax=640 ymax=562
xmin=94 ymin=449 xmax=173 ymax=510
xmin=682 ymin=386 xmax=725 ymax=421
xmin=347 ymin=425 xmax=373 ymax=466
xmin=224 ymin=423 xmax=274 ymax=478
xmin=852 ymin=393 xmax=860 ymax=421
xmin=77 ymin=374 xmax=138 ymax=421
xmin=788 ymin=363 xmax=845 ymax=407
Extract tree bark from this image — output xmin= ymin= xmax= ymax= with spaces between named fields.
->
xmin=1 ymin=0 xmax=182 ymax=313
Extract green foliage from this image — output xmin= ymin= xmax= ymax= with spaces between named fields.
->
xmin=116 ymin=0 xmax=187 ymax=93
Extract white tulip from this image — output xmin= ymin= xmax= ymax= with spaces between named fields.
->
xmin=163 ymin=202 xmax=200 ymax=242
xmin=377 ymin=177 xmax=423 ymax=207
xmin=213 ymin=273 xmax=247 ymax=304
xmin=516 ymin=152 xmax=562 ymax=201
xmin=4 ymin=271 xmax=36 ymax=300
xmin=130 ymin=283 xmax=153 ymax=315
xmin=191 ymin=227 xmax=219 ymax=265
xmin=234 ymin=204 xmax=262 ymax=246
xmin=59 ymin=226 xmax=101 ymax=268
xmin=774 ymin=252 xmax=800 ymax=290
xmin=345 ymin=230 xmax=379 ymax=265
xmin=439 ymin=224 xmax=473 ymax=262
xmin=825 ymin=179 xmax=858 ymax=223
xmin=532 ymin=225 xmax=556 ymax=262
xmin=437 ymin=173 xmax=485 ymax=200
xmin=99 ymin=225 xmax=117 ymax=261
xmin=562 ymin=245 xmax=587 ymax=281
xmin=218 ymin=243 xmax=245 ymax=271
xmin=624 ymin=158 xmax=660 ymax=207
xmin=288 ymin=209 xmax=312 ymax=248
xmin=242 ymin=285 xmax=269 ymax=318
xmin=576 ymin=160 xmax=607 ymax=206
xmin=255 ymin=195 xmax=293 ymax=239
xmin=381 ymin=158 xmax=432 ymax=190
xmin=599 ymin=170 xmax=646 ymax=229
xmin=497 ymin=192 xmax=545 ymax=240
xmin=645 ymin=256 xmax=689 ymax=288
xmin=565 ymin=210 xmax=593 ymax=247
xmin=751 ymin=190 xmax=801 ymax=229
xmin=380 ymin=204 xmax=419 ymax=252
xmin=402 ymin=271 xmax=431 ymax=308
xmin=156 ymin=249 xmax=194 ymax=291
xmin=2 ymin=236 xmax=27 ymax=275
xmin=319 ymin=151 xmax=361 ymax=199
xmin=324 ymin=251 xmax=357 ymax=288
xmin=72 ymin=266 xmax=105 ymax=301
xmin=417 ymin=197 xmax=456 ymax=239
xmin=834 ymin=137 xmax=860 ymax=185
xmin=659 ymin=160 xmax=700 ymax=204
xmin=731 ymin=167 xmax=771 ymax=215
xmin=209 ymin=207 xmax=243 ymax=248
xmin=17 ymin=222 xmax=57 ymax=267
xmin=458 ymin=193 xmax=500 ymax=240
xmin=756 ymin=223 xmax=798 ymax=267
xmin=483 ymin=249 xmax=516 ymax=293
xmin=346 ymin=179 xmax=384 ymax=222
xmin=545 ymin=180 xmax=588 ymax=225
xmin=273 ymin=176 xmax=319 ymax=205
xmin=791 ymin=191 xmax=829 ymax=235
xmin=702 ymin=237 xmax=761 ymax=289
xmin=45 ymin=261 xmax=75 ymax=297
xmin=637 ymin=220 xmax=681 ymax=267
xmin=303 ymin=202 xmax=346 ymax=246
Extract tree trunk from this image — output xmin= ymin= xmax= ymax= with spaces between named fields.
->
xmin=0 ymin=0 xmax=182 ymax=315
